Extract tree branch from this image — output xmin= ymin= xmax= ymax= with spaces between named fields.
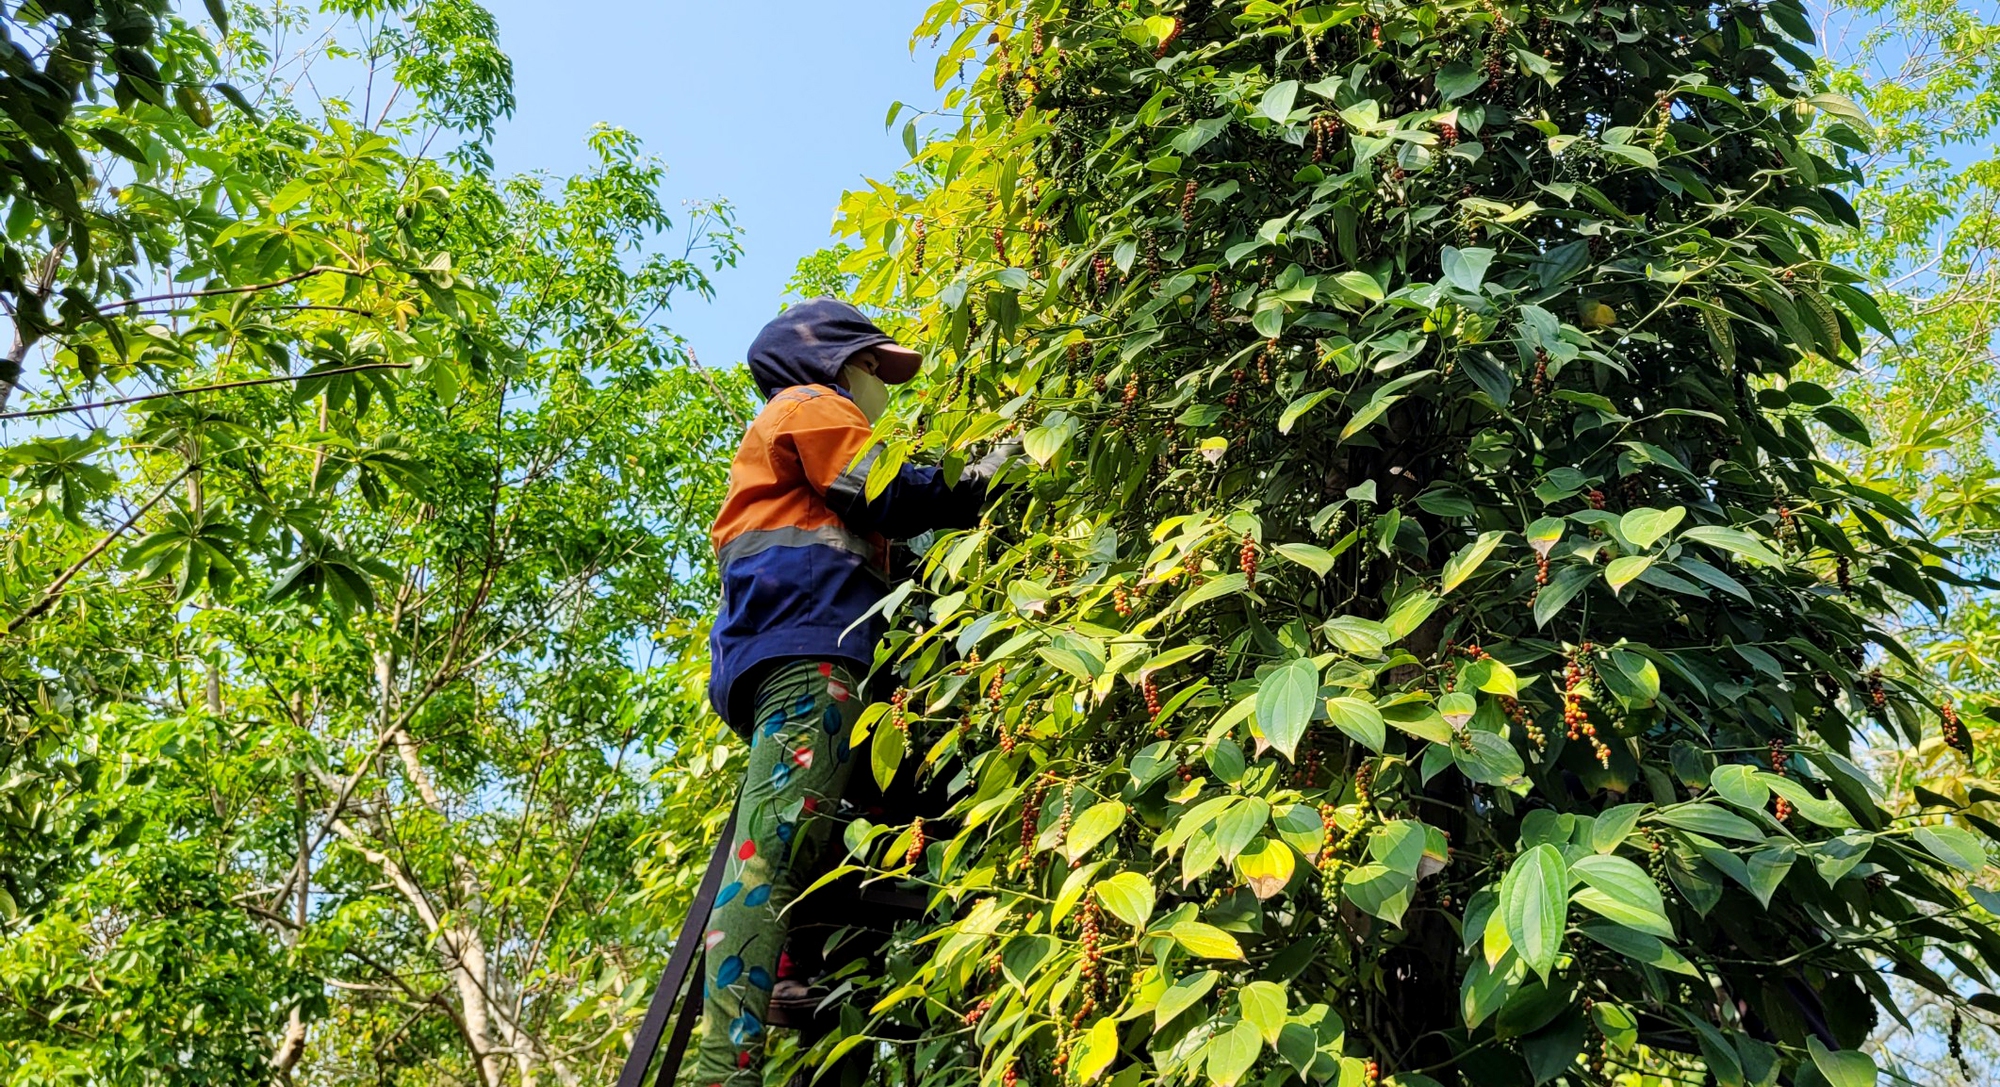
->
xmin=0 ymin=361 xmax=413 ymax=421
xmin=5 ymin=462 xmax=196 ymax=636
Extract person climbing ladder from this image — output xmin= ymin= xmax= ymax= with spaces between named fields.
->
xmin=696 ymin=298 xmax=1019 ymax=1087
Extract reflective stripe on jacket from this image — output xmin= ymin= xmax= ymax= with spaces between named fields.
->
xmin=707 ymin=384 xmax=983 ymax=732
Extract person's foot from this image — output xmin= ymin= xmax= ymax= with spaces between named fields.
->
xmin=770 ymin=978 xmax=814 ymax=1005
xmin=765 ymin=978 xmax=825 ymax=1029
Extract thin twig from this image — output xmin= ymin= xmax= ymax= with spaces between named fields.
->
xmin=97 ymin=265 xmax=370 ymax=310
xmin=0 ymin=362 xmax=413 ymax=421
xmin=5 ymin=462 xmax=196 ymax=635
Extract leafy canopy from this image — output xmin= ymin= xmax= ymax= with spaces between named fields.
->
xmin=805 ymin=1 xmax=2000 ymax=1085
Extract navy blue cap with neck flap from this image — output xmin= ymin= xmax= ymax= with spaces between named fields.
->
xmin=744 ymin=297 xmax=921 ymax=399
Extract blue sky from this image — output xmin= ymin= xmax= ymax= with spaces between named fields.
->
xmin=481 ymin=1 xmax=942 ymax=370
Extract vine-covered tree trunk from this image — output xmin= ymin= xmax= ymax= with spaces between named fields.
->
xmin=811 ymin=2 xmax=2000 ymax=1086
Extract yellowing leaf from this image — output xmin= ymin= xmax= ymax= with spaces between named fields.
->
xmin=1094 ymin=871 xmax=1156 ymax=929
xmin=1441 ymin=531 xmax=1506 ymax=593
xmin=1235 ymin=838 xmax=1296 ymax=900
xmin=1169 ymin=920 xmax=1244 ymax=959
xmin=1238 ymin=980 xmax=1288 ymax=1045
xmin=1065 ymin=801 xmax=1128 ymax=863
xmin=1076 ymin=1015 xmax=1120 ymax=1083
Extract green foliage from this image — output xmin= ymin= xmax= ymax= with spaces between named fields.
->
xmin=812 ymin=1 xmax=2000 ymax=1085
xmin=0 ymin=3 xmax=749 ymax=1083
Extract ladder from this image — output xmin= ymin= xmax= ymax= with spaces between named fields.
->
xmin=615 ymin=805 xmax=933 ymax=1087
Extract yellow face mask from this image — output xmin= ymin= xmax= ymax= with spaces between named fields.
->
xmin=841 ymin=362 xmax=890 ymax=423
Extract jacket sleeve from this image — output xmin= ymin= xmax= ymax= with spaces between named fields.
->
xmin=783 ymin=393 xmax=987 ymax=539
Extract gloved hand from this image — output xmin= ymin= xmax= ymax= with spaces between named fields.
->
xmin=962 ymin=437 xmax=1024 ymax=491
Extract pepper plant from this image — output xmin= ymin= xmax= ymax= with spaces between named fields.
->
xmin=810 ymin=1 xmax=2000 ymax=1085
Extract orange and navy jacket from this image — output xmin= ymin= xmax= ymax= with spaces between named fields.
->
xmin=708 ymin=383 xmax=983 ymax=732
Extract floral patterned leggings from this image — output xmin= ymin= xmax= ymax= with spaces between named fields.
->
xmin=694 ymin=659 xmax=861 ymax=1087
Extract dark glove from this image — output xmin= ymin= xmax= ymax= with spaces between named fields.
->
xmin=961 ymin=437 xmax=1024 ymax=492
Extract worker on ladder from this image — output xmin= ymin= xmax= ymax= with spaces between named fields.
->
xmin=697 ymin=298 xmax=1017 ymax=1087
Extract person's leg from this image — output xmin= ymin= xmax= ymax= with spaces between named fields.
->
xmin=694 ymin=660 xmax=861 ymax=1087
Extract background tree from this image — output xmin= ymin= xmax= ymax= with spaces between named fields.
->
xmin=1809 ymin=0 xmax=2000 ymax=1080
xmin=0 ymin=2 xmax=748 ymax=1083
xmin=809 ymin=2 xmax=2000 ymax=1086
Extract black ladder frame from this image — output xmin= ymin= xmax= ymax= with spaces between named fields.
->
xmin=616 ymin=807 xmax=737 ymax=1087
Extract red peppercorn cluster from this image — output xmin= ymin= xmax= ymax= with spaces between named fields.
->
xmin=1309 ymin=114 xmax=1341 ymax=162
xmin=1143 ymin=673 xmax=1162 ymax=719
xmin=890 ymin=687 xmax=911 ymax=735
xmin=911 ymin=216 xmax=926 ymax=274
xmin=1180 ymin=179 xmax=1198 ymax=226
xmin=1003 ymin=1060 xmax=1019 ymax=1087
xmin=1867 ymin=667 xmax=1887 ymax=711
xmin=1207 ymin=276 xmax=1227 ymax=322
xmin=1438 ymin=120 xmax=1458 ymax=147
xmin=1776 ymin=501 xmax=1796 ymax=550
xmin=1113 ymin=584 xmax=1134 ymax=618
xmin=993 ymin=225 xmax=1008 ymax=265
xmin=1501 ymin=695 xmax=1544 ymax=752
xmin=1364 ymin=1057 xmax=1380 ymax=1086
xmin=1030 ymin=17 xmax=1044 ymax=54
xmin=1942 ymin=701 xmax=1973 ymax=758
xmin=1241 ymin=534 xmax=1259 ymax=592
xmin=1116 ymin=374 xmax=1140 ymax=429
xmin=1154 ymin=16 xmax=1182 ymax=57
xmin=1354 ymin=761 xmax=1375 ymax=807
xmin=1257 ymin=339 xmax=1275 ymax=384
xmin=1291 ymin=745 xmax=1322 ymax=786
xmin=964 ymin=997 xmax=992 ymax=1026
xmin=1768 ymin=739 xmax=1792 ymax=824
xmin=1074 ymin=901 xmax=1104 ymax=1021
xmin=1588 ymin=488 xmax=1607 ymax=510
xmin=1532 ymin=346 xmax=1550 ymax=397
xmin=1564 ymin=644 xmax=1611 ymax=767
xmin=1055 ymin=794 xmax=1075 ymax=866
xmin=1091 ymin=255 xmax=1111 ymax=299
xmin=1020 ymin=774 xmax=1050 ymax=864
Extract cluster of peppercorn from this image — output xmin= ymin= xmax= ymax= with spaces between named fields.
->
xmin=1562 ymin=643 xmax=1613 ymax=767
xmin=888 ymin=686 xmax=911 ymax=737
xmin=1018 ymin=773 xmax=1051 ymax=870
xmin=1500 ymin=694 xmax=1543 ymax=752
xmin=1949 ymin=1009 xmax=1973 ymax=1080
xmin=1071 ymin=900 xmax=1104 ymax=1024
xmin=1942 ymin=701 xmax=1974 ymax=759
xmin=1113 ymin=373 xmax=1140 ymax=430
xmin=1643 ymin=828 xmax=1674 ymax=898
xmin=1767 ymin=739 xmax=1792 ymax=824
xmin=1308 ymin=113 xmax=1341 ymax=162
